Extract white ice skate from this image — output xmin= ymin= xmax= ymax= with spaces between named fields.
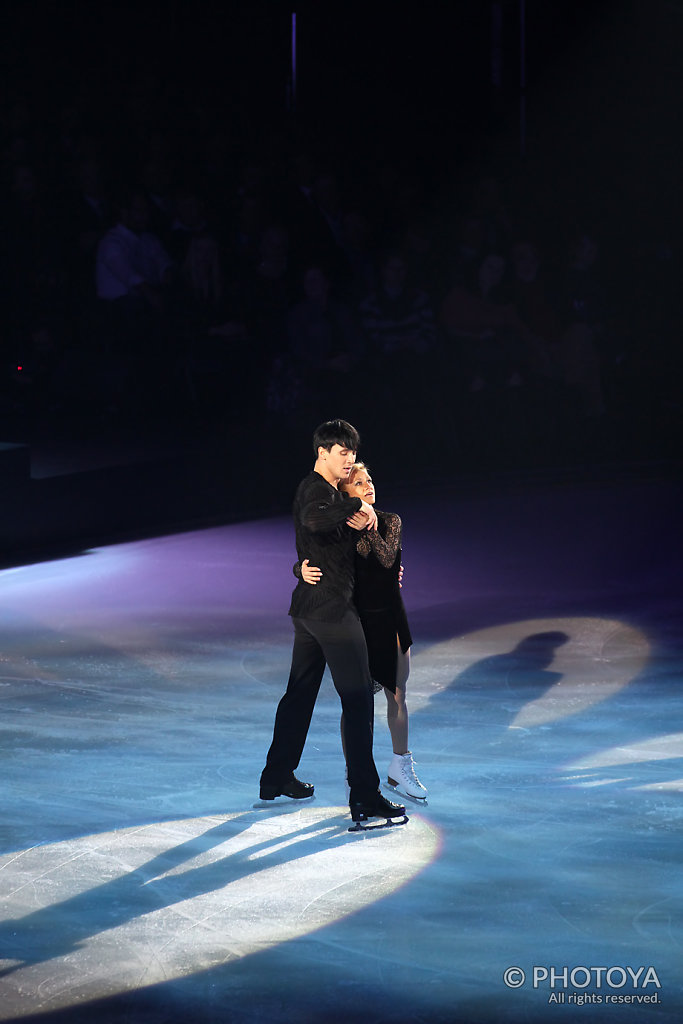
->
xmin=386 ymin=751 xmax=427 ymax=803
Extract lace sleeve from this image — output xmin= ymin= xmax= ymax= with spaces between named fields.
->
xmin=356 ymin=512 xmax=402 ymax=568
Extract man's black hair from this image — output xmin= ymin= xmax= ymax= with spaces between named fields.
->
xmin=313 ymin=419 xmax=360 ymax=457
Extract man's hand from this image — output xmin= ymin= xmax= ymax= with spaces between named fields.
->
xmin=360 ymin=500 xmax=378 ymax=530
xmin=301 ymin=559 xmax=322 ymax=585
xmin=346 ymin=510 xmax=368 ymax=531
xmin=346 ymin=500 xmax=378 ymax=531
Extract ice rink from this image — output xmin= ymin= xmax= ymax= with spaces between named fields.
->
xmin=1 ymin=472 xmax=681 ymax=1023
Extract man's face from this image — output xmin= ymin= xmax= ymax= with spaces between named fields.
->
xmin=322 ymin=444 xmax=356 ymax=483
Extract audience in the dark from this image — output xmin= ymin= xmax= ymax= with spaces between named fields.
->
xmin=268 ymin=264 xmax=363 ymax=420
xmin=95 ymin=191 xmax=174 ymax=342
xmin=441 ymin=252 xmax=527 ymax=391
xmin=0 ymin=72 xmax=677 ymax=471
xmin=360 ymin=250 xmax=437 ymax=358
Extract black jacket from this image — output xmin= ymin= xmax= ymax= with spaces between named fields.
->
xmin=288 ymin=471 xmax=362 ymax=622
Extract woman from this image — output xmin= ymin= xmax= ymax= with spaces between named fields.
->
xmin=296 ymin=463 xmax=427 ymax=801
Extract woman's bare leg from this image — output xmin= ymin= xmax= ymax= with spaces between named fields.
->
xmin=385 ymin=644 xmax=427 ymax=798
xmin=385 ymin=641 xmax=410 ymax=754
xmin=343 ymin=640 xmax=411 ymax=755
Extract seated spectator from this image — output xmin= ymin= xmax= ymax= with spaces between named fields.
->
xmin=359 ymin=250 xmax=436 ymax=357
xmin=176 ymin=233 xmax=246 ymax=340
xmin=240 ymin=223 xmax=297 ymax=361
xmin=94 ymin=190 xmax=176 ymax=413
xmin=370 ymin=160 xmax=425 ymax=245
xmin=358 ymin=250 xmax=437 ymax=429
xmin=440 ymin=252 xmax=529 ymax=391
xmin=399 ymin=212 xmax=445 ymax=301
xmin=167 ymin=187 xmax=209 ymax=264
xmin=338 ymin=209 xmax=376 ymax=304
xmin=140 ymin=156 xmax=177 ymax=244
xmin=557 ymin=322 xmax=606 ymax=418
xmin=174 ymin=232 xmax=249 ymax=414
xmin=310 ymin=170 xmax=345 ymax=249
xmin=558 ymin=232 xmax=609 ymax=330
xmin=445 ymin=212 xmax=487 ymax=290
xmin=62 ymin=156 xmax=114 ymax=302
xmin=511 ymin=240 xmax=561 ymax=378
xmin=230 ymin=189 xmax=271 ymax=270
xmin=555 ymin=232 xmax=610 ymax=417
xmin=96 ymin=190 xmax=174 ymax=323
xmin=510 ymin=237 xmax=608 ymax=419
xmin=278 ymin=157 xmax=350 ymax=282
xmin=468 ymin=174 xmax=514 ymax=254
xmin=268 ymin=265 xmax=363 ymax=417
xmin=276 ymin=147 xmax=320 ymax=246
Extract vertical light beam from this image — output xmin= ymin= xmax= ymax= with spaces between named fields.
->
xmin=520 ymin=0 xmax=527 ymax=156
xmin=289 ymin=12 xmax=297 ymax=113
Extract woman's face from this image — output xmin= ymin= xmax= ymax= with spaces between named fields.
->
xmin=342 ymin=468 xmax=376 ymax=505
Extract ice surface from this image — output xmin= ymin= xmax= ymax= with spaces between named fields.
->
xmin=0 ymin=477 xmax=681 ymax=1022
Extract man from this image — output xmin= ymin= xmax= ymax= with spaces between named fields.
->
xmin=260 ymin=419 xmax=405 ymax=826
xmin=95 ymin=189 xmax=176 ymax=407
xmin=96 ymin=190 xmax=174 ymax=308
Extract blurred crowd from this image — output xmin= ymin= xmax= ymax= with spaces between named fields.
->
xmin=1 ymin=82 xmax=680 ymax=471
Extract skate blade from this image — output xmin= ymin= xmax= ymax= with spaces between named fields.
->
xmin=252 ymin=796 xmax=316 ymax=810
xmin=348 ymin=814 xmax=409 ymax=833
xmin=384 ymin=782 xmax=428 ymax=806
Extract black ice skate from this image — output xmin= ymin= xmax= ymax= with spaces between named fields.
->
xmin=259 ymin=774 xmax=314 ymax=801
xmin=348 ymin=791 xmax=408 ymax=832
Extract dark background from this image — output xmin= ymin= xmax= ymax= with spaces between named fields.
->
xmin=1 ymin=1 xmax=681 ymax=557
xmin=5 ymin=1 xmax=680 ymax=211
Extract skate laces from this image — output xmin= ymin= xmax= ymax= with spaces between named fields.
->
xmin=397 ymin=753 xmax=428 ymax=794
xmin=400 ymin=753 xmax=420 ymax=784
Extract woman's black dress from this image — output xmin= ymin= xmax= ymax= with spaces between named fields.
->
xmin=354 ymin=510 xmax=412 ymax=693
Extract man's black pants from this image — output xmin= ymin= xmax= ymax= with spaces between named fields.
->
xmin=261 ymin=610 xmax=380 ymax=802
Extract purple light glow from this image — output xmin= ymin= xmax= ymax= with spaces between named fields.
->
xmin=0 ymin=519 xmax=296 ymax=636
xmin=290 ymin=12 xmax=297 ymax=111
xmin=519 ymin=0 xmax=526 ymax=156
